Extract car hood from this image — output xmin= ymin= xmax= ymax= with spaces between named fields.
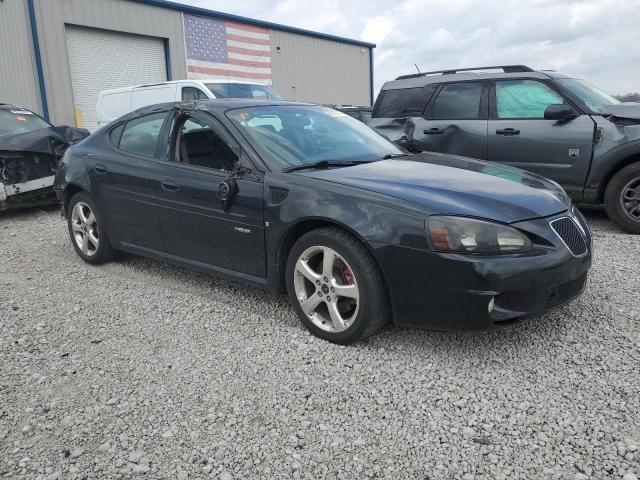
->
xmin=601 ymin=102 xmax=640 ymax=120
xmin=0 ymin=126 xmax=90 ymax=157
xmin=301 ymin=152 xmax=569 ymax=223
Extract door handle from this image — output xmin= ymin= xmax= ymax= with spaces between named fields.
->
xmin=161 ymin=180 xmax=180 ymax=192
xmin=424 ymin=128 xmax=444 ymax=135
xmin=496 ymin=128 xmax=520 ymax=136
xmin=94 ymin=165 xmax=108 ymax=175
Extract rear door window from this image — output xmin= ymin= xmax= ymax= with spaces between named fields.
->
xmin=118 ymin=112 xmax=169 ymax=159
xmin=495 ymin=80 xmax=566 ymax=119
xmin=429 ymin=82 xmax=485 ymax=119
xmin=373 ymin=85 xmax=437 ymax=118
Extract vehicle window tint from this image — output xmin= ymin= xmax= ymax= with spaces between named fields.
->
xmin=118 ymin=112 xmax=168 ymax=158
xmin=176 ymin=116 xmax=238 ymax=172
xmin=182 ymin=87 xmax=209 ymax=101
xmin=430 ymin=83 xmax=484 ymax=119
xmin=496 ymin=80 xmax=566 ymax=119
xmin=373 ymin=85 xmax=436 ymax=118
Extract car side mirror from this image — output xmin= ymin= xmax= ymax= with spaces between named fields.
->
xmin=544 ymin=104 xmax=577 ymax=121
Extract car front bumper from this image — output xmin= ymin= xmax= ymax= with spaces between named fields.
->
xmin=0 ymin=176 xmax=56 ymax=211
xmin=373 ymin=211 xmax=592 ymax=331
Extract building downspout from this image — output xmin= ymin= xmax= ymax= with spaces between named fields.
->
xmin=27 ymin=0 xmax=49 ymax=120
xmin=368 ymin=47 xmax=374 ymax=107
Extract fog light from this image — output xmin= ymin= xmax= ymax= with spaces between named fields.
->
xmin=488 ymin=297 xmax=495 ymax=314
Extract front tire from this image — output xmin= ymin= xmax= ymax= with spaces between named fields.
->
xmin=286 ymin=227 xmax=390 ymax=344
xmin=604 ymin=163 xmax=640 ymax=234
xmin=67 ymin=192 xmax=113 ymax=264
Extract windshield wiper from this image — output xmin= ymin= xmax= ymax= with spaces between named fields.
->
xmin=382 ymin=153 xmax=409 ymax=160
xmin=282 ymin=160 xmax=370 ymax=173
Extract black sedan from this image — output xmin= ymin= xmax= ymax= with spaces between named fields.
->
xmin=54 ymin=100 xmax=592 ymax=344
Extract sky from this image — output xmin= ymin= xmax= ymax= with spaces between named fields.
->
xmin=177 ymin=0 xmax=640 ymax=96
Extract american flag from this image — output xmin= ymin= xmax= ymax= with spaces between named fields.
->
xmin=184 ymin=14 xmax=272 ymax=84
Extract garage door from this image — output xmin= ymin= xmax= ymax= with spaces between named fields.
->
xmin=65 ymin=26 xmax=167 ymax=131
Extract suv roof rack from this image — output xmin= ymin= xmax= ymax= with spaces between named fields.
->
xmin=396 ymin=65 xmax=534 ymax=80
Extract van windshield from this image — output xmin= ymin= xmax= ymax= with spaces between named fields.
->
xmin=206 ymin=83 xmax=282 ymax=100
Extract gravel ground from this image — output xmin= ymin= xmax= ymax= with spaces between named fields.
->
xmin=0 ymin=206 xmax=639 ymax=480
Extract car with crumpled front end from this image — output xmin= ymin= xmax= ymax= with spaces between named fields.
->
xmin=0 ymin=103 xmax=89 ymax=211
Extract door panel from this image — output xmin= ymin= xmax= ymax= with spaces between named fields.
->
xmin=89 ymin=111 xmax=171 ymax=251
xmin=89 ymin=151 xmax=165 ymax=251
xmin=410 ymin=81 xmax=489 ymax=159
xmin=156 ymin=111 xmax=266 ymax=277
xmin=156 ymin=164 xmax=266 ymax=277
xmin=408 ymin=118 xmax=488 ymax=159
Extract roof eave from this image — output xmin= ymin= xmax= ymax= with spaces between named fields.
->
xmin=129 ymin=0 xmax=376 ymax=49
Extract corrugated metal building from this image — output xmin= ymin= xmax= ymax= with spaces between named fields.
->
xmin=0 ymin=0 xmax=375 ymax=130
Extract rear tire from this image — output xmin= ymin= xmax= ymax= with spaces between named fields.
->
xmin=604 ymin=163 xmax=640 ymax=234
xmin=286 ymin=227 xmax=390 ymax=344
xmin=67 ymin=192 xmax=114 ymax=264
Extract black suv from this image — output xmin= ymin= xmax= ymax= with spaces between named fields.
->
xmin=370 ymin=65 xmax=640 ymax=233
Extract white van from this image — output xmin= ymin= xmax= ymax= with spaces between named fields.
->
xmin=96 ymin=79 xmax=282 ymax=128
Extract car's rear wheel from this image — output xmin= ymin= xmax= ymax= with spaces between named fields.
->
xmin=286 ymin=227 xmax=390 ymax=344
xmin=67 ymin=192 xmax=113 ymax=264
xmin=604 ymin=163 xmax=640 ymax=234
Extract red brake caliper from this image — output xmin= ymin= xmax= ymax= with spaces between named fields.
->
xmin=342 ymin=266 xmax=355 ymax=285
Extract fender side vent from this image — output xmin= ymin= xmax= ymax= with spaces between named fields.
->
xmin=269 ymin=187 xmax=289 ymax=204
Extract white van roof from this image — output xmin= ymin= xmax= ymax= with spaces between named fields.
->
xmin=100 ymin=79 xmax=270 ymax=95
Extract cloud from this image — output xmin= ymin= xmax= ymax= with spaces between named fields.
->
xmin=179 ymin=0 xmax=640 ymax=96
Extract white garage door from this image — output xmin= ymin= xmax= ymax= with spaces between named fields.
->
xmin=65 ymin=26 xmax=167 ymax=131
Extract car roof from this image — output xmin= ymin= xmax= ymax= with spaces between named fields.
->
xmin=100 ymin=79 xmax=275 ymax=95
xmin=127 ymin=99 xmax=316 ymax=117
xmin=337 ymin=106 xmax=372 ymax=111
xmin=381 ymin=66 xmax=577 ymax=91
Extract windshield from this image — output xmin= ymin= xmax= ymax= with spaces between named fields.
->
xmin=206 ymin=83 xmax=283 ymax=100
xmin=557 ymin=78 xmax=621 ymax=114
xmin=0 ymin=109 xmax=51 ymax=136
xmin=226 ymin=105 xmax=404 ymax=170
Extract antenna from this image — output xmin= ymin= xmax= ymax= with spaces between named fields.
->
xmin=414 ymin=63 xmax=421 ymax=74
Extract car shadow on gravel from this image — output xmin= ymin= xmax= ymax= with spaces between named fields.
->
xmin=0 ymin=203 xmax=60 ymax=220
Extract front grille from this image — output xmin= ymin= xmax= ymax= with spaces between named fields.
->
xmin=550 ymin=217 xmax=587 ymax=256
xmin=547 ymin=273 xmax=588 ymax=308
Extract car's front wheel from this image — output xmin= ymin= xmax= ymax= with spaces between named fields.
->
xmin=286 ymin=227 xmax=390 ymax=344
xmin=604 ymin=163 xmax=640 ymax=234
xmin=67 ymin=192 xmax=113 ymax=264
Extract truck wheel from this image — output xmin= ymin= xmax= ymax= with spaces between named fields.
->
xmin=604 ymin=163 xmax=640 ymax=234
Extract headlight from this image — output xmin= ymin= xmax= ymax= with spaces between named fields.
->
xmin=426 ymin=216 xmax=532 ymax=253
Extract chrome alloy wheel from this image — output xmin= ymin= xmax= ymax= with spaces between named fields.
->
xmin=71 ymin=202 xmax=99 ymax=257
xmin=293 ymin=246 xmax=360 ymax=333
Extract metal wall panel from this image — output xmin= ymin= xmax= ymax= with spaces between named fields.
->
xmin=0 ymin=0 xmax=41 ymax=113
xmin=269 ymin=30 xmax=372 ymax=106
xmin=33 ymin=0 xmax=187 ymax=125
